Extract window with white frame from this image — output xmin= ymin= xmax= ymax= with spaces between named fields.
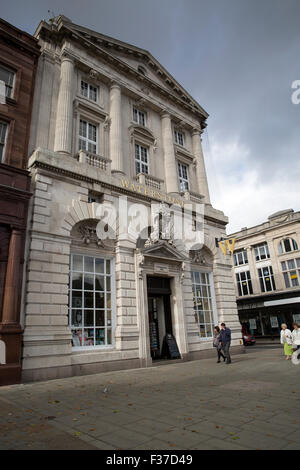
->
xmin=178 ymin=162 xmax=189 ymax=192
xmin=192 ymin=271 xmax=216 ymax=338
xmin=236 ymin=271 xmax=253 ymax=296
xmin=281 ymin=258 xmax=300 ymax=288
xmin=254 ymin=243 xmax=270 ymax=261
xmin=233 ymin=249 xmax=248 ymax=266
xmin=69 ymin=254 xmax=113 ymax=348
xmin=174 ymin=129 xmax=185 ymax=146
xmin=258 ymin=265 xmax=276 ymax=292
xmin=0 ymin=121 xmax=8 ymax=162
xmin=0 ymin=65 xmax=15 ymax=98
xmin=79 ymin=119 xmax=97 ymax=154
xmin=278 ymin=238 xmax=298 ymax=254
xmin=133 ymin=107 xmax=146 ymax=126
xmin=135 ymin=143 xmax=149 ymax=174
xmin=80 ymin=80 xmax=98 ymax=102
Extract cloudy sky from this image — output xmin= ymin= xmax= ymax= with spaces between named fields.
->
xmin=2 ymin=0 xmax=300 ymax=233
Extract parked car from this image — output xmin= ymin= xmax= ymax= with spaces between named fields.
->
xmin=242 ymin=332 xmax=256 ymax=346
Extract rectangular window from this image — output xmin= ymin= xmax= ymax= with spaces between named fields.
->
xmin=192 ymin=271 xmax=216 ymax=339
xmin=236 ymin=271 xmax=253 ymax=296
xmin=233 ymin=249 xmax=248 ymax=266
xmin=79 ymin=119 xmax=97 ymax=154
xmin=0 ymin=121 xmax=8 ymax=162
xmin=69 ymin=254 xmax=113 ymax=348
xmin=281 ymin=258 xmax=300 ymax=288
xmin=135 ymin=143 xmax=149 ymax=174
xmin=178 ymin=162 xmax=189 ymax=192
xmin=80 ymin=80 xmax=98 ymax=102
xmin=0 ymin=65 xmax=15 ymax=98
xmin=258 ymin=265 xmax=276 ymax=292
xmin=133 ymin=108 xmax=146 ymax=126
xmin=174 ymin=129 xmax=184 ymax=146
xmin=254 ymin=243 xmax=270 ymax=261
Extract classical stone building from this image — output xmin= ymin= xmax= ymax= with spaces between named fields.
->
xmin=229 ymin=209 xmax=300 ymax=338
xmin=0 ymin=19 xmax=40 ymax=385
xmin=22 ymin=15 xmax=242 ymax=382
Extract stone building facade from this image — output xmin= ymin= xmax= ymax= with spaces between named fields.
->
xmin=229 ymin=209 xmax=300 ymax=338
xmin=22 ymin=15 xmax=242 ymax=382
xmin=0 ymin=19 xmax=40 ymax=385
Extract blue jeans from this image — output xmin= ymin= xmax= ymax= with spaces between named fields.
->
xmin=223 ymin=342 xmax=231 ymax=363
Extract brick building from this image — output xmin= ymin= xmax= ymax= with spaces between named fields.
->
xmin=0 ymin=19 xmax=40 ymax=385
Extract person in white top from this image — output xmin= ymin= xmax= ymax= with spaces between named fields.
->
xmin=291 ymin=323 xmax=300 ymax=365
xmin=280 ymin=323 xmax=293 ymax=360
xmin=292 ymin=322 xmax=300 ymax=345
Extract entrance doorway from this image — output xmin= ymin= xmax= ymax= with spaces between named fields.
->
xmin=147 ymin=276 xmax=176 ymax=360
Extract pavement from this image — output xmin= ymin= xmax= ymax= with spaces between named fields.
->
xmin=0 ymin=344 xmax=299 ymax=450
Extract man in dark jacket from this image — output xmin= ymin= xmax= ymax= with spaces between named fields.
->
xmin=219 ymin=322 xmax=231 ymax=364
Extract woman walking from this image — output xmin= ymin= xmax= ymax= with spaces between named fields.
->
xmin=280 ymin=323 xmax=293 ymax=360
xmin=213 ymin=326 xmax=226 ymax=363
xmin=291 ymin=323 xmax=300 ymax=365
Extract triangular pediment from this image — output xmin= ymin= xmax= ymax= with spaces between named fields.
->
xmin=142 ymin=241 xmax=188 ymax=261
xmin=41 ymin=17 xmax=208 ymax=120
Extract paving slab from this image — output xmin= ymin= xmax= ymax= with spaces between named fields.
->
xmin=0 ymin=345 xmax=299 ymax=450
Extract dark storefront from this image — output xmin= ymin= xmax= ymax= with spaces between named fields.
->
xmin=238 ymin=290 xmax=300 ymax=338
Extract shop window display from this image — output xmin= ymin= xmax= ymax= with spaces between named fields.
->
xmin=69 ymin=254 xmax=113 ymax=347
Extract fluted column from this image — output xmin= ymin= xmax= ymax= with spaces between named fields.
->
xmin=1 ymin=229 xmax=22 ymax=324
xmin=192 ymin=129 xmax=211 ymax=204
xmin=35 ymin=52 xmax=54 ymax=149
xmin=109 ymin=83 xmax=124 ymax=175
xmin=161 ymin=112 xmax=178 ymax=194
xmin=54 ymin=55 xmax=74 ymax=155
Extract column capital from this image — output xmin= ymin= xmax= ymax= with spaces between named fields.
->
xmin=160 ymin=109 xmax=171 ymax=119
xmin=192 ymin=127 xmax=204 ymax=137
xmin=110 ymin=80 xmax=121 ymax=91
xmin=60 ymin=51 xmax=75 ymax=64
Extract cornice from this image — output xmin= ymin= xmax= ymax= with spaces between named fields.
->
xmin=37 ymin=20 xmax=208 ymax=124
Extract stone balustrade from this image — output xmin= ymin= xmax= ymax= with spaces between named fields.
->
xmin=77 ymin=150 xmax=111 ymax=172
xmin=135 ymin=173 xmax=165 ymax=191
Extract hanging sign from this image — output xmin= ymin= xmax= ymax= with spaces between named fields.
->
xmin=270 ymin=316 xmax=279 ymax=328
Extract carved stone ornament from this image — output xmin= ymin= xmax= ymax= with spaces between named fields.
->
xmin=180 ymin=261 xmax=186 ymax=284
xmin=78 ymin=224 xmax=105 ymax=246
xmin=137 ymin=252 xmax=145 ymax=279
xmin=103 ymin=116 xmax=111 ymax=130
xmin=145 ymin=203 xmax=174 ymax=247
xmin=89 ymin=69 xmax=100 ymax=80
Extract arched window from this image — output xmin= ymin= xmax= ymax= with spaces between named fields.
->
xmin=278 ymin=238 xmax=298 ymax=254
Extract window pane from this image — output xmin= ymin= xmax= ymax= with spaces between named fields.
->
xmin=72 ymin=255 xmax=83 ymax=271
xmin=84 ymin=310 xmax=94 ymax=327
xmin=95 ymin=258 xmax=104 ymax=273
xmin=96 ymin=328 xmax=105 ymax=345
xmin=95 ymin=310 xmax=105 ymax=326
xmin=95 ymin=292 xmax=104 ymax=309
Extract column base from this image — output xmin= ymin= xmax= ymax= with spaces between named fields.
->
xmin=0 ymin=323 xmax=23 ymax=386
xmin=111 ymin=170 xmax=126 ymax=178
xmin=0 ymin=364 xmax=22 ymax=386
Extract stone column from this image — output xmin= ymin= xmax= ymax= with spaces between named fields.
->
xmin=0 ymin=228 xmax=23 ymax=385
xmin=35 ymin=52 xmax=54 ymax=149
xmin=1 ymin=229 xmax=22 ymax=324
xmin=192 ymin=129 xmax=211 ymax=204
xmin=54 ymin=55 xmax=74 ymax=155
xmin=161 ymin=112 xmax=179 ymax=194
xmin=109 ymin=83 xmax=124 ymax=176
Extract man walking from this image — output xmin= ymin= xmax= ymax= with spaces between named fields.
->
xmin=219 ymin=322 xmax=231 ymax=364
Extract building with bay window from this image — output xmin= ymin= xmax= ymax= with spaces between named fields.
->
xmin=229 ymin=209 xmax=300 ymax=338
xmin=21 ymin=15 xmax=242 ymax=382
